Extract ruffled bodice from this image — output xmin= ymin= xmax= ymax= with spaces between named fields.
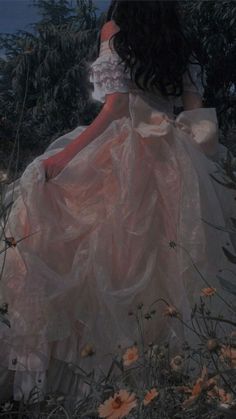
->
xmin=88 ymin=38 xmax=206 ymax=113
xmin=88 ymin=39 xmax=132 ymax=103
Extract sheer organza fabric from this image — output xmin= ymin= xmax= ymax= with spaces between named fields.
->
xmin=0 ymin=39 xmax=235 ymax=402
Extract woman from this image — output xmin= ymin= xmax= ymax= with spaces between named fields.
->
xmin=0 ymin=0 xmax=235 ymax=402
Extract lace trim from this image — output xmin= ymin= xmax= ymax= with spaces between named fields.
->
xmin=89 ymin=53 xmax=131 ymax=82
xmin=89 ymin=52 xmax=130 ymax=103
xmin=90 ymin=80 xmax=130 ymax=103
xmin=89 ymin=49 xmax=206 ymax=104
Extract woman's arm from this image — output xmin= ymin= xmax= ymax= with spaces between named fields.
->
xmin=61 ymin=92 xmax=129 ymax=159
xmin=61 ymin=20 xmax=127 ymax=159
xmin=43 ymin=19 xmax=129 ymax=180
xmin=180 ymin=90 xmax=219 ymax=157
xmin=182 ymin=91 xmax=203 ymax=110
xmin=43 ymin=93 xmax=129 ymax=180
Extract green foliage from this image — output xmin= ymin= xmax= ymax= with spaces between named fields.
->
xmin=181 ymin=0 xmax=236 ymax=146
xmin=32 ymin=0 xmax=74 ymax=25
xmin=0 ymin=0 xmax=105 ymax=177
xmin=0 ymin=298 xmax=236 ymax=417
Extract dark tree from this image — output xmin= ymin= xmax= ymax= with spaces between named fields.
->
xmin=0 ymin=0 xmax=104 ymax=177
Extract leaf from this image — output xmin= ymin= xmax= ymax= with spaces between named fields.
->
xmin=201 ymin=218 xmax=236 ymax=234
xmin=217 ymin=275 xmax=236 ymax=296
xmin=210 ymin=174 xmax=236 ymax=191
xmin=0 ymin=313 xmax=10 ymax=328
xmin=230 ymin=217 xmax=236 ymax=229
xmin=0 ymin=200 xmax=13 ymax=219
xmin=222 ymin=246 xmax=236 ymax=264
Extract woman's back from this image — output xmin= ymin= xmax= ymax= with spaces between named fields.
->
xmin=89 ymin=19 xmax=205 ymax=116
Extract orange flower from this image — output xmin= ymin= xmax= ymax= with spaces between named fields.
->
xmin=98 ymin=389 xmax=137 ymax=418
xmin=206 ymin=338 xmax=219 ymax=352
xmin=220 ymin=344 xmax=236 ymax=368
xmin=207 ymin=387 xmax=233 ymax=405
xmin=170 ymin=355 xmax=184 ymax=372
xmin=163 ymin=305 xmax=179 ymax=318
xmin=200 ymin=287 xmax=216 ymax=297
xmin=218 ymin=388 xmax=233 ymax=404
xmin=143 ymin=388 xmax=159 ymax=406
xmin=182 ymin=366 xmax=217 ymax=409
xmin=80 ymin=343 xmax=95 ymax=358
xmin=122 ymin=345 xmax=139 ymax=367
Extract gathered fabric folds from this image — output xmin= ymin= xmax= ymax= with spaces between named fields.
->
xmin=0 ymin=91 xmax=236 ymax=401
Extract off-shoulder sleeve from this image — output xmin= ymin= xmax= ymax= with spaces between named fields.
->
xmin=89 ymin=43 xmax=130 ymax=103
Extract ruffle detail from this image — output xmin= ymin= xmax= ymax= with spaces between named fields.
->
xmin=1 ymin=86 xmax=236 ymax=401
xmin=89 ymin=48 xmax=206 ymax=109
xmin=89 ymin=52 xmax=130 ymax=103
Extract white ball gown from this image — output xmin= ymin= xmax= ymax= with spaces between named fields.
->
xmin=0 ymin=38 xmax=236 ymax=402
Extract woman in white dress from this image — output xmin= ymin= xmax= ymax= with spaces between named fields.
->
xmin=0 ymin=0 xmax=235 ymax=403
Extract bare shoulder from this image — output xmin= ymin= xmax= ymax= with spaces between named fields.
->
xmin=100 ymin=20 xmax=120 ymax=42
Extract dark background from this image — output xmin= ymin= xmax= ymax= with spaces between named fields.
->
xmin=0 ymin=0 xmax=108 ymax=32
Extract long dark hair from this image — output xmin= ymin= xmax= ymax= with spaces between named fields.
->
xmin=100 ymin=0 xmax=203 ymax=98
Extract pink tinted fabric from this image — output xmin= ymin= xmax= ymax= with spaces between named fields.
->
xmin=0 ymin=42 xmax=235 ymax=402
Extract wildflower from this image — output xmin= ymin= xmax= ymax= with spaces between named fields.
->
xmin=170 ymin=355 xmax=184 ymax=372
xmin=182 ymin=366 xmax=217 ymax=409
xmin=143 ymin=388 xmax=159 ymax=406
xmin=2 ymin=402 xmax=13 ymax=411
xmin=206 ymin=338 xmax=219 ymax=352
xmin=207 ymin=387 xmax=233 ymax=405
xmin=220 ymin=344 xmax=236 ymax=368
xmin=122 ymin=345 xmax=139 ymax=367
xmin=80 ymin=343 xmax=95 ymax=358
xmin=163 ymin=305 xmax=179 ymax=318
xmin=200 ymin=287 xmax=216 ymax=297
xmin=98 ymin=389 xmax=137 ymax=418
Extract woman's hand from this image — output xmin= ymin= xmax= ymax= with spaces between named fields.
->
xmin=43 ymin=151 xmax=71 ymax=181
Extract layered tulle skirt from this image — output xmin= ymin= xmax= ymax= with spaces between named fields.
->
xmin=0 ymin=92 xmax=235 ymax=401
